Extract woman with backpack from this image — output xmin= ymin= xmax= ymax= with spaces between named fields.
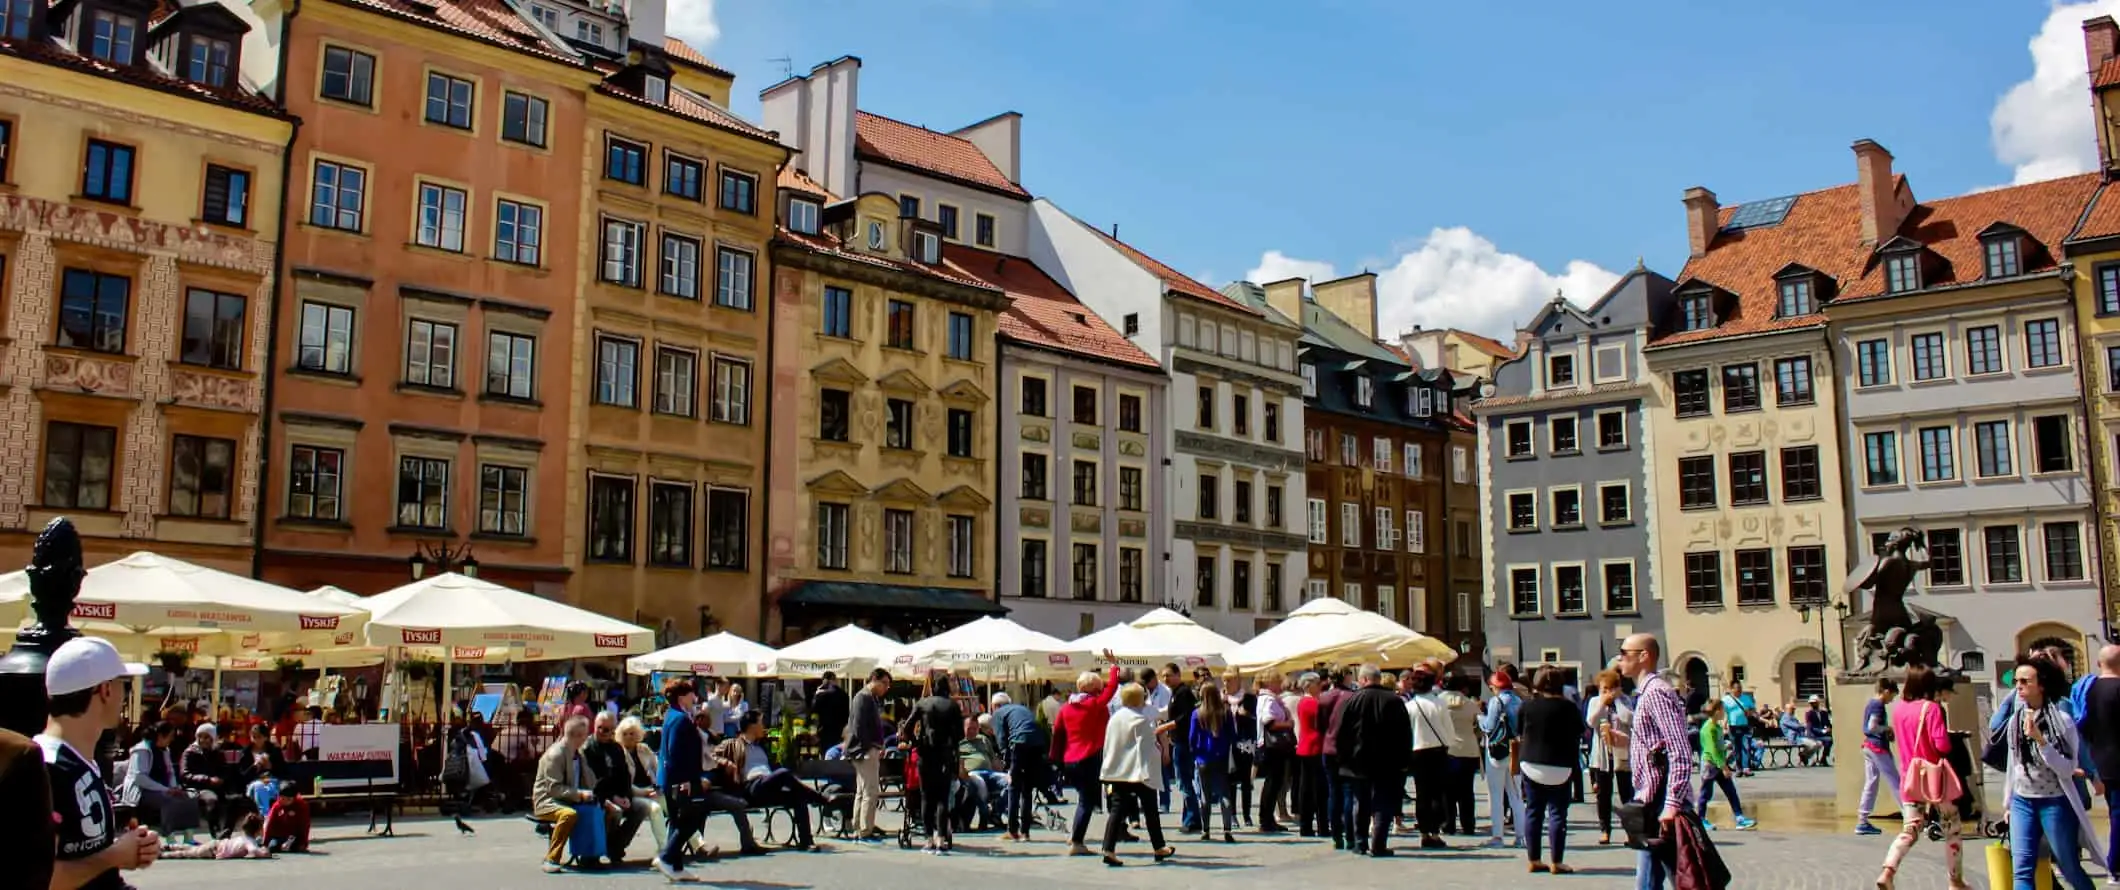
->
xmin=1478 ymin=670 xmax=1525 ymax=848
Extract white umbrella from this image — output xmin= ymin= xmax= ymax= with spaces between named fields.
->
xmin=0 ymin=552 xmax=366 ymax=640
xmin=307 ymin=585 xmax=367 ymax=608
xmin=772 ymin=623 xmax=904 ymax=679
xmin=627 ymin=632 xmax=777 ymax=677
xmin=896 ymin=616 xmax=1091 ymax=680
xmin=361 ymin=572 xmax=651 ymax=661
xmin=1229 ymin=597 xmax=1454 ymax=674
xmin=1108 ymin=607 xmax=1237 ymax=669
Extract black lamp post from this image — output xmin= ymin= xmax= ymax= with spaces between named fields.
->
xmin=1797 ymin=596 xmax=1853 ymax=678
xmin=0 ymin=518 xmax=87 ymax=737
xmin=408 ymin=540 xmax=478 ymax=580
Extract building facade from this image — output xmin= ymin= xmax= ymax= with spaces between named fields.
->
xmin=568 ymin=32 xmax=788 ymax=643
xmin=0 ymin=0 xmax=290 ymax=572
xmin=1476 ymin=269 xmax=1673 ymax=678
xmin=1030 ymin=200 xmax=1306 ymax=640
xmin=2069 ymin=15 xmax=2120 ymax=644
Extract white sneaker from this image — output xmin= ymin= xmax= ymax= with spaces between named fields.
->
xmin=655 ymin=859 xmax=701 ymax=884
xmin=541 ymin=860 xmax=564 ymax=874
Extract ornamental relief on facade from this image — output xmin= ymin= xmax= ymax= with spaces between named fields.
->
xmin=1020 ymin=423 xmax=1050 ymax=443
xmin=1072 ymin=431 xmax=1100 ymax=451
xmin=878 ymin=448 xmax=923 ymax=473
xmin=168 ymin=367 xmax=258 ymax=413
xmin=1020 ymin=506 xmax=1051 ymax=529
xmin=1 ymin=195 xmax=265 ymax=272
xmin=857 ymin=502 xmax=880 ymax=562
xmin=1118 ymin=517 xmax=1146 ymax=539
xmin=1070 ymin=510 xmax=1101 ymax=534
xmin=44 ymin=352 xmax=136 ymax=398
xmin=1117 ymin=437 xmax=1146 ymax=458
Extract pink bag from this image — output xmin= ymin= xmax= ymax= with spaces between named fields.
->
xmin=1903 ymin=703 xmax=1964 ymax=805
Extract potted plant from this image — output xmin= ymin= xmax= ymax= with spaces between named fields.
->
xmin=153 ymin=649 xmax=191 ymax=676
xmin=402 ymin=656 xmax=440 ymax=681
xmin=274 ymin=658 xmax=305 ymax=681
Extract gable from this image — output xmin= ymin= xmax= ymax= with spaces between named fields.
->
xmin=811 ymin=357 xmax=868 ymax=386
xmin=875 ymin=368 xmax=932 ymax=395
xmin=870 ymin=477 xmax=933 ymax=503
xmin=938 ymin=378 xmax=989 ymax=404
xmin=806 ymin=470 xmax=868 ymax=496
xmin=936 ymin=485 xmax=991 ymax=508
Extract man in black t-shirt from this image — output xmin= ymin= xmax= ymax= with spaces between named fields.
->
xmin=40 ymin=637 xmax=156 ymax=890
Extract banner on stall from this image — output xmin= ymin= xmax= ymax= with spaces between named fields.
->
xmin=316 ymin=723 xmax=398 ymax=792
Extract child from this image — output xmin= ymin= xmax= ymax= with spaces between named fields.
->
xmin=264 ymin=780 xmax=311 ymax=853
xmin=1697 ymin=701 xmax=1757 ymax=830
xmin=163 ymin=812 xmax=272 ymax=859
xmin=247 ymin=767 xmax=278 ymax=816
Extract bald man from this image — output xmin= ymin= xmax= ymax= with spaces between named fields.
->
xmin=2083 ymin=644 xmax=2120 ymax=875
xmin=1617 ymin=633 xmax=1695 ymax=889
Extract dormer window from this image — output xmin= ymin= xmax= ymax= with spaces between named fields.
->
xmin=900 ymin=195 xmax=920 ymax=220
xmin=1 ymin=0 xmax=31 ymax=40
xmin=1678 ymin=293 xmax=1713 ymax=332
xmin=574 ymin=19 xmax=603 ymax=46
xmin=1546 ymin=352 xmax=1575 ymax=388
xmin=1885 ymin=253 xmax=1921 ymax=293
xmin=787 ymin=197 xmax=819 ymax=235
xmin=642 ymin=74 xmax=667 ymax=105
xmin=184 ymin=35 xmax=232 ymax=87
xmin=914 ymin=230 xmax=940 ymax=264
xmin=88 ymin=9 xmax=139 ymax=64
xmin=1300 ymin=363 xmax=1317 ymax=397
xmin=866 ymin=221 xmax=885 ymax=251
xmin=1776 ymin=277 xmax=1815 ymax=317
xmin=1984 ymin=234 xmax=2023 ymax=278
xmin=1355 ymin=377 xmax=1374 ymax=408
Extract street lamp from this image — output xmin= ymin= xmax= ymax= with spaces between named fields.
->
xmin=408 ymin=540 xmax=478 ymax=580
xmin=1796 ymin=596 xmax=1852 ymax=673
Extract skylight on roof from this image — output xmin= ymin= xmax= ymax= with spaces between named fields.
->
xmin=1721 ymin=195 xmax=1798 ymax=232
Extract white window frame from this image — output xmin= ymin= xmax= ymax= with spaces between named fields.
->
xmin=1377 ymin=585 xmax=1396 ymax=622
xmin=1452 ymin=445 xmax=1469 ymax=484
xmin=1549 ymin=484 xmax=1584 ymax=528
xmin=1507 ymin=564 xmax=1541 ymax=617
xmin=1595 ymin=408 xmax=1628 ymax=449
xmin=1373 ymin=437 xmax=1392 ymax=474
xmin=1340 ymin=502 xmax=1361 ymax=547
xmin=1550 ymin=414 xmax=1580 ymax=454
xmin=711 ymin=355 xmax=751 ymax=424
xmin=1355 ymin=376 xmax=1374 ymax=407
xmin=1374 ymin=506 xmax=1394 ymax=551
xmin=1341 ymin=582 xmax=1361 ymax=605
xmin=1300 ymin=363 xmax=1316 ymax=397
xmin=415 ymin=182 xmax=467 ymax=252
xmin=602 ymin=217 xmax=645 ymax=287
xmin=652 ymin=345 xmax=696 ymax=416
xmin=1304 ymin=578 xmax=1328 ymax=603
xmin=1505 ymin=488 xmax=1537 ymax=532
xmin=1552 ymin=561 xmax=1588 ymax=616
xmin=659 ymin=232 xmax=701 ymax=299
xmin=1598 ymin=480 xmax=1631 ymax=524
xmin=1404 ymin=443 xmax=1423 ymax=477
xmin=1593 ymin=342 xmax=1627 ymax=384
xmin=1307 ymin=498 xmax=1328 ymax=545
xmin=1545 ymin=351 xmax=1576 ymax=389
xmin=1600 ymin=558 xmax=1637 ymax=613
xmin=1407 ymin=509 xmax=1425 ymax=554
xmin=1505 ymin=419 xmax=1535 ymax=459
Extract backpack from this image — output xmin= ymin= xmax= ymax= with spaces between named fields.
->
xmin=1485 ymin=694 xmax=1518 ymax=760
xmin=441 ymin=728 xmax=470 ymax=791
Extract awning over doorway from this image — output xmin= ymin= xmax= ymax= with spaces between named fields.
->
xmin=777 ymin=581 xmax=1008 ymax=615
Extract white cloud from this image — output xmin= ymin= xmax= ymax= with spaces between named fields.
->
xmin=1242 ymin=228 xmax=1621 ymax=342
xmin=668 ymin=0 xmax=719 ymax=48
xmin=1992 ymin=0 xmax=2120 ymax=184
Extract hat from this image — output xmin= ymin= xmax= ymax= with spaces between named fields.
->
xmin=1489 ymin=671 xmax=1514 ymax=690
xmin=46 ymin=637 xmax=146 ymax=696
xmin=1807 ymin=695 xmax=1821 ymax=704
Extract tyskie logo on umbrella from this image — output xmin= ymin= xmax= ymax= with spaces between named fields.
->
xmin=298 ymin=615 xmax=341 ymax=630
xmin=593 ymin=633 xmax=629 ymax=649
xmin=401 ymin=628 xmax=444 ymax=645
xmin=72 ymin=601 xmax=116 ymax=620
xmin=453 ymin=646 xmax=486 ymax=660
xmin=1047 ymin=654 xmax=1073 ymax=667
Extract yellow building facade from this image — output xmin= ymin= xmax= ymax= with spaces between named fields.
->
xmin=567 ymin=42 xmax=789 ymax=642
xmin=0 ymin=26 xmax=290 ymax=573
xmin=2069 ymin=192 xmax=2120 ymax=634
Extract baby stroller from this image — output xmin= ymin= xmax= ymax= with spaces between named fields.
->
xmin=897 ymin=748 xmax=927 ymax=849
xmin=1931 ymin=729 xmax=2006 ymax=840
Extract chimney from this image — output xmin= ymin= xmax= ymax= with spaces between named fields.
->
xmin=1312 ymin=272 xmax=1380 ymax=340
xmin=1261 ymin=278 xmax=1305 ymax=323
xmin=759 ymin=57 xmax=861 ymax=199
xmin=1854 ymin=139 xmax=1905 ymax=246
xmin=951 ymin=112 xmax=1022 ymax=186
xmin=2088 ymin=16 xmax=2120 ymax=173
xmin=1683 ymin=186 xmax=1719 ymax=259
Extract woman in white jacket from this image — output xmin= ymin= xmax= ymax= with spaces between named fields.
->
xmin=1583 ymin=669 xmax=1634 ymax=846
xmin=616 ymin=716 xmax=668 ymax=850
xmin=1100 ymin=683 xmax=1176 ymax=866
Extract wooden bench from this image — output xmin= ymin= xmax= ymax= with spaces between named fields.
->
xmin=279 ymin=759 xmax=398 ymax=837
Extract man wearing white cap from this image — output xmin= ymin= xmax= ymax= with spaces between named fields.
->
xmin=41 ymin=636 xmax=158 ymax=890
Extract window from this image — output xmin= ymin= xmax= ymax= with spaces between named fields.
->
xmin=945 ymin=312 xmax=974 ymax=360
xmin=2044 ymin=521 xmax=2085 ymax=581
xmin=477 ymin=465 xmax=526 ymax=536
xmin=1307 ymin=498 xmax=1328 ymax=544
xmin=310 ymin=160 xmax=366 ymax=231
xmin=198 ymin=165 xmax=250 ymax=227
xmin=595 ymin=336 xmax=638 ymax=407
xmin=1597 ymin=410 xmax=1627 ymax=448
xmin=1371 ymin=436 xmax=1392 ymax=472
xmin=494 ymin=200 xmax=543 ymax=265
xmin=1782 ymin=446 xmax=1822 ymax=500
xmin=1863 ymin=432 xmax=1900 ymax=485
xmin=818 ymin=389 xmax=849 ymax=441
xmin=946 ymin=515 xmax=975 ymax=579
xmin=1234 ymin=479 xmax=1254 ymax=525
xmin=1721 ymin=363 xmax=1760 ymax=411
xmin=1554 ymin=566 xmax=1586 ymax=615
xmin=1678 ymin=456 xmax=1716 ymax=508
xmin=396 ymin=457 xmax=450 ymax=530
xmin=1506 ymin=492 xmax=1536 ymax=531
xmin=1197 ymin=386 xmax=1216 ymax=430
xmin=601 ymin=218 xmax=644 ymax=286
xmin=1777 ymin=277 xmax=1815 ymax=317
xmin=287 ymin=445 xmax=343 ymax=520
xmin=319 ymin=45 xmax=375 ymax=105
xmin=1340 ymin=434 xmax=1360 ymax=467
xmin=647 ymin=483 xmax=692 ymax=567
xmin=163 ymin=434 xmax=235 ymax=518
xmin=403 ymin=319 xmax=456 ymax=388
xmin=57 ymin=268 xmax=129 ymax=354
xmin=1547 ymin=352 xmax=1576 ymax=388
xmin=0 ymin=119 xmax=10 ymax=182
xmin=178 ymin=288 xmax=244 ymax=370
xmin=1975 ymin=420 xmax=2013 ymax=477
xmin=1603 ymin=562 xmax=1636 ymax=613
xmin=88 ymin=9 xmax=138 ymax=63
xmin=1070 ymin=543 xmax=1097 ymax=600
xmin=1233 ymin=394 xmax=1250 ymax=436
xmin=415 ymin=182 xmax=467 ymax=251
xmin=575 ymin=19 xmax=603 ymax=44
xmin=1684 ymin=551 xmax=1723 ymax=607
xmin=1505 ymin=421 xmax=1533 ymax=458
xmin=1119 ymin=394 xmax=1142 ymax=432
xmin=711 ymin=357 xmax=750 ymax=424
xmin=934 ymin=204 xmax=958 ymax=240
xmin=1300 ymin=364 xmax=1316 ymax=397
xmin=1111 ymin=546 xmax=1143 ymax=603
xmin=886 ymin=300 xmax=915 ymax=349
xmin=1857 ymin=339 xmax=1892 ymax=387
xmin=1453 ymin=445 xmax=1469 ymax=484
xmin=1072 ymin=460 xmax=1098 ymax=507
xmin=1678 ymin=294 xmax=1713 ymax=331
xmin=1410 ymin=388 xmax=1432 ymax=417
xmin=1020 ymin=540 xmax=1047 ymax=597
xmin=821 ymin=286 xmax=852 ymax=338
xmin=1600 ymin=482 xmax=1631 ymax=524
xmin=1673 ymin=369 xmax=1710 ymax=417
xmin=975 ymin=213 xmax=996 ymax=247
xmin=1779 ymin=545 xmax=1825 ymax=604
xmin=885 ymin=398 xmax=913 ymax=449
xmin=1014 ymin=377 xmax=1050 ymax=419
xmin=604 ymin=138 xmax=645 ymax=185
xmin=41 ymin=422 xmax=116 ymax=509
xmin=656 ymin=233 xmax=700 ymax=298
xmin=501 ymin=91 xmax=548 ymax=147
xmin=1984 ymin=525 xmax=2023 ymax=584
xmin=1510 ymin=568 xmax=1539 ymax=616
xmin=1733 ymin=549 xmax=1775 ymax=605
xmin=2033 ymin=415 xmax=2072 ymax=473
xmin=1194 ymin=556 xmax=1217 ymax=608
xmin=715 ymin=247 xmax=754 ymax=310
xmin=817 ymin=503 xmax=849 ymax=569
xmin=946 ymin=408 xmax=973 ymax=458
xmin=296 ymin=302 xmax=353 ymax=373
xmin=1404 ymin=442 xmax=1423 ymax=476
xmin=1967 ymin=325 xmax=2003 ymax=375
xmin=651 ymin=346 xmax=693 ymax=415
xmin=1768 ymin=356 xmax=1813 ymax=406
xmin=1123 ymin=313 xmax=1140 ymax=337
xmin=664 ymin=154 xmax=703 ymax=201
xmin=1909 ymin=332 xmax=1946 ymax=381
xmin=1355 ymin=377 xmax=1374 ymax=407
xmin=707 ymin=489 xmax=749 ymax=570
xmin=719 ymin=169 xmax=756 ymax=213
xmin=1729 ymin=451 xmax=1768 ymax=504
xmin=1551 ymin=416 xmax=1579 ymax=454
xmin=1198 ymin=472 xmax=1219 ymax=520
xmin=1927 ymin=529 xmax=1966 ymax=586
xmin=2025 ymin=319 xmax=2063 ymax=368
xmin=80 ymin=140 xmax=134 ymax=204
xmin=1020 ymin=453 xmax=1048 ymax=499
xmin=1119 ymin=466 xmax=1143 ymax=511
xmin=1985 ymin=236 xmax=2023 ymax=278
xmin=0 ymin=0 xmax=24 ymax=39
xmin=1551 ymin=487 xmax=1582 ymax=527
xmin=1917 ymin=426 xmax=1955 ymax=481
xmin=1885 ymin=253 xmax=1921 ymax=293
xmin=423 ymin=72 xmax=473 ymax=129
xmin=788 ymin=198 xmax=820 ymax=235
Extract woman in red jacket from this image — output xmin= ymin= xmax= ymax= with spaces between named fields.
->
xmin=1050 ymin=652 xmax=1122 ymax=856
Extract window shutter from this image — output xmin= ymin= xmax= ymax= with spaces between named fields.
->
xmin=202 ymin=167 xmax=230 ymax=221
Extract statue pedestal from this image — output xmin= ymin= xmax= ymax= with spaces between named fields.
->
xmin=0 ymin=626 xmax=78 ymax=738
xmin=1830 ymin=668 xmax=1981 ymax=822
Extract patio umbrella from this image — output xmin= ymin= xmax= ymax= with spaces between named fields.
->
xmin=1228 ymin=597 xmax=1454 ymax=674
xmin=0 ymin=552 xmax=366 ymax=640
xmin=770 ymin=623 xmax=903 ymax=679
xmin=1098 ymin=607 xmax=1238 ymax=669
xmin=626 ymin=631 xmax=778 ymax=677
xmin=360 ymin=572 xmax=651 ymax=661
xmin=896 ymin=616 xmax=1091 ymax=680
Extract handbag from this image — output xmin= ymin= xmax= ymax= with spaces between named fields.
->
xmin=1619 ymin=747 xmax=1668 ymax=850
xmin=1904 ymin=702 xmax=1965 ymax=805
xmin=1982 ymin=701 xmax=2013 ymax=774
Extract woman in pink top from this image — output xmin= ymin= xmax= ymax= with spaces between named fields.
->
xmin=1878 ymin=664 xmax=1966 ymax=890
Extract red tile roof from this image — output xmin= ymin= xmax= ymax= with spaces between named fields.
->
xmin=2070 ymin=180 xmax=2120 ymax=242
xmin=661 ymin=37 xmax=731 ymax=77
xmin=941 ymin=244 xmax=1161 ymax=372
xmin=779 ymin=167 xmax=833 ymax=200
xmin=1091 ymin=228 xmax=1260 ymax=315
xmin=777 ymin=229 xmax=1000 ymax=293
xmin=853 ymin=111 xmax=1030 ymax=199
xmin=0 ymin=34 xmax=284 ymax=115
xmin=1835 ymin=172 xmax=2098 ymax=302
xmin=1453 ymin=329 xmax=1520 ymax=360
xmin=335 ymin=0 xmax=576 ymax=63
xmin=2098 ymin=56 xmax=2120 ymax=90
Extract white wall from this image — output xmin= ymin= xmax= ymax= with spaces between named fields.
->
xmin=862 ymin=164 xmax=1029 ymax=256
xmin=1029 ymin=199 xmax=1165 ymax=357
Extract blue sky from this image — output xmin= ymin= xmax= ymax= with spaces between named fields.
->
xmin=684 ymin=1 xmax=2112 ymax=338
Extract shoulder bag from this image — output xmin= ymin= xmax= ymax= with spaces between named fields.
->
xmin=1903 ymin=702 xmax=1964 ymax=805
xmin=1618 ymin=746 xmax=1668 ymax=850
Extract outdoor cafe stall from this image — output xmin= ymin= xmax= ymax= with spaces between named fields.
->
xmin=1071 ymin=607 xmax=1238 ymax=671
xmin=1228 ymin=596 xmax=1456 ymax=674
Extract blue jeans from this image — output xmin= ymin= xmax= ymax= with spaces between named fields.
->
xmin=1322 ymin=755 xmax=1352 ymax=845
xmin=1698 ymin=764 xmax=1744 ymax=819
xmin=1637 ymin=848 xmax=1670 ymax=890
xmin=1724 ymin=728 xmax=1755 ymax=771
xmin=2106 ymin=788 xmax=2120 ymax=878
xmin=1195 ymin=758 xmax=1234 ymax=833
xmin=1521 ymin=777 xmax=1570 ymax=864
xmin=1170 ymin=738 xmax=1197 ymax=830
xmin=2011 ymin=795 xmax=2095 ymax=890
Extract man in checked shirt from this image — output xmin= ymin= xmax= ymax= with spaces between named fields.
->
xmin=1618 ymin=633 xmax=1696 ymax=889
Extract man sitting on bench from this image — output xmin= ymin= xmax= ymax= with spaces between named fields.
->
xmin=713 ymin=710 xmax=832 ymax=851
